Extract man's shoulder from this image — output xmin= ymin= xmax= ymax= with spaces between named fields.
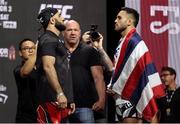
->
xmin=14 ymin=64 xmax=21 ymax=71
xmin=176 ymin=87 xmax=180 ymax=92
xmin=13 ymin=64 xmax=22 ymax=76
xmin=79 ymin=42 xmax=89 ymax=48
xmin=131 ymin=32 xmax=142 ymax=41
xmin=80 ymin=42 xmax=98 ymax=52
xmin=38 ymin=31 xmax=58 ymax=44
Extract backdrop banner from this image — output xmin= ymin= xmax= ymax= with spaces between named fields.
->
xmin=126 ymin=0 xmax=180 ymax=87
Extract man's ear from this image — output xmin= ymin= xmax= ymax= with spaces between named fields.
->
xmin=49 ymin=17 xmax=55 ymax=25
xmin=127 ymin=18 xmax=133 ymax=26
xmin=172 ymin=74 xmax=176 ymax=80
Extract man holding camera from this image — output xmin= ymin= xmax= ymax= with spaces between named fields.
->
xmin=63 ymin=20 xmax=106 ymax=123
xmin=82 ymin=30 xmax=113 ymax=76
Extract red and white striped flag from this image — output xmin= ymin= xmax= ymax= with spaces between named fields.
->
xmin=109 ymin=28 xmax=165 ymax=121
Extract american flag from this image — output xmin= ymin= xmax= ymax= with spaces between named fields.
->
xmin=108 ymin=28 xmax=165 ymax=121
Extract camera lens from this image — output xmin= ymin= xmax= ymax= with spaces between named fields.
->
xmin=90 ymin=24 xmax=100 ymax=41
xmin=90 ymin=31 xmax=100 ymax=41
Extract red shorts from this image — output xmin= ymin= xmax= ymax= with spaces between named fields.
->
xmin=37 ymin=102 xmax=70 ymax=123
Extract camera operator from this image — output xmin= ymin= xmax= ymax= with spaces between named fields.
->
xmin=82 ymin=31 xmax=114 ymax=74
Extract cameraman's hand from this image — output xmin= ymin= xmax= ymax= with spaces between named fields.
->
xmin=92 ymin=33 xmax=103 ymax=49
xmin=82 ymin=31 xmax=91 ymax=43
xmin=82 ymin=31 xmax=105 ymax=51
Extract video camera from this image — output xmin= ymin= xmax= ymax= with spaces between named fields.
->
xmin=89 ymin=24 xmax=100 ymax=41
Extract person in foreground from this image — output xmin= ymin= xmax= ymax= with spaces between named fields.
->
xmin=13 ymin=38 xmax=38 ymax=122
xmin=106 ymin=7 xmax=165 ymax=123
xmin=36 ymin=8 xmax=75 ymax=123
xmin=63 ymin=20 xmax=106 ymax=123
xmin=157 ymin=66 xmax=180 ymax=123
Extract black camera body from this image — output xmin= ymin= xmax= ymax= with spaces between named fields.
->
xmin=89 ymin=24 xmax=100 ymax=41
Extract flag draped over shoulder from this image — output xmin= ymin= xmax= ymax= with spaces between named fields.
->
xmin=109 ymin=28 xmax=165 ymax=121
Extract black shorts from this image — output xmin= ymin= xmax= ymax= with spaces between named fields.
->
xmin=115 ymin=99 xmax=142 ymax=121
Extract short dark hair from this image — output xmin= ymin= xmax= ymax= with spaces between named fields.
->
xmin=161 ymin=66 xmax=176 ymax=79
xmin=121 ymin=7 xmax=139 ymax=27
xmin=18 ymin=38 xmax=34 ymax=50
